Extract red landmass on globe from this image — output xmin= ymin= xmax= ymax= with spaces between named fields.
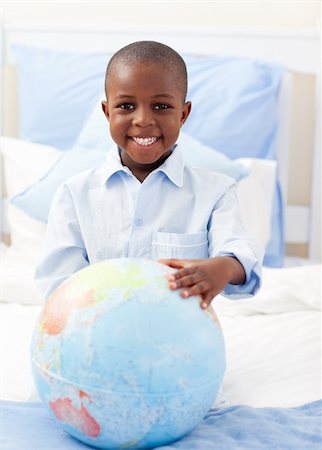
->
xmin=41 ymin=284 xmax=95 ymax=335
xmin=49 ymin=397 xmax=100 ymax=437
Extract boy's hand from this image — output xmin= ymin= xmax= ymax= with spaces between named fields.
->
xmin=159 ymin=256 xmax=246 ymax=309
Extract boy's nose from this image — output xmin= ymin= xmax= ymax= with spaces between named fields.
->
xmin=132 ymin=107 xmax=155 ymax=127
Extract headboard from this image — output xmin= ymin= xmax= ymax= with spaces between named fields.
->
xmin=0 ymin=23 xmax=320 ymax=261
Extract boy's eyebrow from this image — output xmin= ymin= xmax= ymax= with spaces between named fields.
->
xmin=114 ymin=95 xmax=135 ymax=100
xmin=153 ymin=94 xmax=176 ymax=99
xmin=114 ymin=94 xmax=175 ymax=100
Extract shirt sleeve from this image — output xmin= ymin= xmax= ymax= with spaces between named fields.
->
xmin=208 ymin=182 xmax=264 ymax=299
xmin=34 ymin=183 xmax=89 ymax=300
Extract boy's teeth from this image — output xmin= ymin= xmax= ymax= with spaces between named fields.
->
xmin=132 ymin=136 xmax=158 ymax=146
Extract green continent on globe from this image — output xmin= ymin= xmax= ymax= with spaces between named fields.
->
xmin=40 ymin=260 xmax=148 ymax=336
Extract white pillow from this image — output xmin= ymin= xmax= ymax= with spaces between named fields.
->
xmin=0 ymin=137 xmax=61 ymax=248
xmin=236 ymin=158 xmax=277 ymax=250
xmin=1 ymin=137 xmax=62 ymax=197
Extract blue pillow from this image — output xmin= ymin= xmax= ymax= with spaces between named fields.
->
xmin=13 ymin=44 xmax=110 ymax=149
xmin=11 ymin=131 xmax=248 ymax=223
xmin=11 ymin=147 xmax=108 ymax=222
xmin=183 ymin=55 xmax=284 ymax=160
xmin=74 ymin=94 xmax=113 ymax=150
xmin=178 ymin=132 xmax=248 ymax=180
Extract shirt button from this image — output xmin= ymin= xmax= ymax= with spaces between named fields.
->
xmin=135 ymin=218 xmax=143 ymax=226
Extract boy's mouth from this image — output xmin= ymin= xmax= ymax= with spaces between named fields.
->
xmin=130 ymin=136 xmax=160 ymax=147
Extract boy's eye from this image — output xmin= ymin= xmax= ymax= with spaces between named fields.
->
xmin=119 ymin=103 xmax=134 ymax=110
xmin=154 ymin=104 xmax=169 ymax=110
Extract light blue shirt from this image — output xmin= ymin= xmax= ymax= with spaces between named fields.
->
xmin=35 ymin=144 xmax=263 ymax=300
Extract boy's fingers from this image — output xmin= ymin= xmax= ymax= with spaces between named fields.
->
xmin=200 ymin=300 xmax=209 ymax=310
xmin=203 ymin=292 xmax=217 ymax=308
xmin=200 ymin=293 xmax=215 ymax=309
xmin=159 ymin=259 xmax=186 ymax=269
xmin=167 ymin=266 xmax=198 ymax=284
xmin=169 ymin=272 xmax=202 ymax=289
xmin=159 ymin=258 xmax=202 ymax=270
xmin=179 ymin=282 xmax=208 ymax=298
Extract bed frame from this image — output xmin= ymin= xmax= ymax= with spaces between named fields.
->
xmin=0 ymin=23 xmax=320 ymax=261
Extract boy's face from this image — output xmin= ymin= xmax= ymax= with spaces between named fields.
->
xmin=102 ymin=62 xmax=191 ymax=171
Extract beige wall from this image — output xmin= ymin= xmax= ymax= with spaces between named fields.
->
xmin=0 ymin=1 xmax=320 ymax=30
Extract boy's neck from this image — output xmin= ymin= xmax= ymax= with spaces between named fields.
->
xmin=118 ymin=146 xmax=175 ymax=183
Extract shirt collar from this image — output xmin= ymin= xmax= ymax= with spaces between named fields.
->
xmin=100 ymin=145 xmax=129 ymax=185
xmin=100 ymin=143 xmax=184 ymax=187
xmin=154 ymin=144 xmax=184 ymax=187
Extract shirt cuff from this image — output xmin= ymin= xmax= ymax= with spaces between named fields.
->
xmin=216 ymin=251 xmax=262 ymax=299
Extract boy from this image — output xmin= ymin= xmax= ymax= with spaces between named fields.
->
xmin=35 ymin=41 xmax=263 ymax=307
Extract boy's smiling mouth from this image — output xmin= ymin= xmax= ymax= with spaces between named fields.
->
xmin=130 ymin=136 xmax=160 ymax=146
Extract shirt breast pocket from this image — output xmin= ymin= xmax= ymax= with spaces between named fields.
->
xmin=151 ymin=231 xmax=208 ymax=259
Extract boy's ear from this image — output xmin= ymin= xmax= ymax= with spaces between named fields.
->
xmin=101 ymin=100 xmax=110 ymax=121
xmin=181 ymin=101 xmax=192 ymax=126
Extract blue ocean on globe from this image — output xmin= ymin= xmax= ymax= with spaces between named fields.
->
xmin=31 ymin=258 xmax=226 ymax=449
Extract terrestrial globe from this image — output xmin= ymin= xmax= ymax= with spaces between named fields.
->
xmin=31 ymin=258 xmax=226 ymax=449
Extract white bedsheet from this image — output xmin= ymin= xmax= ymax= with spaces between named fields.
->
xmin=0 ymin=262 xmax=321 ymax=408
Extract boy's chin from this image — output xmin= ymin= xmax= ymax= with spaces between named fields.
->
xmin=121 ymin=146 xmax=173 ymax=164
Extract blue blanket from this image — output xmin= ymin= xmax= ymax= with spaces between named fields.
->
xmin=0 ymin=400 xmax=321 ymax=450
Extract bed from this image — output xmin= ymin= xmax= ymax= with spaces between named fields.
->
xmin=0 ymin=22 xmax=321 ymax=449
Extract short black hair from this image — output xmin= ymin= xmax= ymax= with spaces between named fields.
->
xmin=105 ymin=41 xmax=188 ymax=100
